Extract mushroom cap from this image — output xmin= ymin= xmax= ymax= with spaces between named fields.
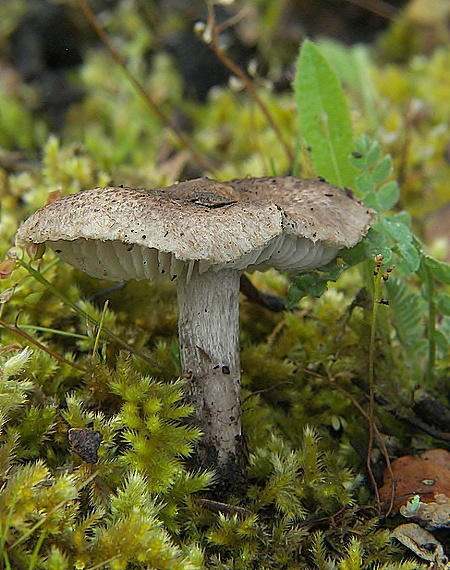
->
xmin=15 ymin=177 xmax=374 ymax=281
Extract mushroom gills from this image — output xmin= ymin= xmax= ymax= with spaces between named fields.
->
xmin=48 ymin=233 xmax=342 ymax=281
xmin=48 ymin=239 xmax=186 ymax=281
xmin=209 ymin=234 xmax=341 ymax=273
xmin=282 ymin=240 xmax=338 ymax=270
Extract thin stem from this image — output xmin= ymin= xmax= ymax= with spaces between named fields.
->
xmin=28 ymin=530 xmax=47 ymax=570
xmin=75 ymin=0 xmax=215 ymax=174
xmin=344 ymin=0 xmax=400 ymax=20
xmin=16 ymin=258 xmax=176 ymax=376
xmin=14 ymin=325 xmax=88 ymax=340
xmin=301 ymin=367 xmax=395 ymax=515
xmin=92 ymin=300 xmax=109 ymax=358
xmin=207 ymin=2 xmax=294 ymax=165
xmin=424 ymin=264 xmax=436 ymax=384
xmin=85 ymin=556 xmax=121 ymax=570
xmin=0 ymin=318 xmax=86 ymax=373
xmin=1 ymin=469 xmax=27 ymax=564
xmin=15 ymin=257 xmax=60 ymax=294
xmin=367 ymin=258 xmax=384 ymax=512
xmin=195 ymin=497 xmax=252 ymax=518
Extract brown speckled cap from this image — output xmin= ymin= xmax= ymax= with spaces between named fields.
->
xmin=15 ymin=177 xmax=374 ymax=281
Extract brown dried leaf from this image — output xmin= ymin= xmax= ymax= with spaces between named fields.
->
xmin=0 ymin=259 xmax=17 ymax=279
xmin=392 ymin=523 xmax=447 ymax=563
xmin=379 ymin=449 xmax=450 ymax=513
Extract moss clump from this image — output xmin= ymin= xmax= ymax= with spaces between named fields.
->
xmin=1 ymin=2 xmax=450 ymax=567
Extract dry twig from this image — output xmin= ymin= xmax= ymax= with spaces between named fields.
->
xmin=76 ymin=0 xmax=215 ymax=173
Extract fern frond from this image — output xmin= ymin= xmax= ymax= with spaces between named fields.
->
xmin=386 ymin=278 xmax=427 ymax=381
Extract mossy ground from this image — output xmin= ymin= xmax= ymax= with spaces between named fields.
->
xmin=1 ymin=1 xmax=449 ymax=568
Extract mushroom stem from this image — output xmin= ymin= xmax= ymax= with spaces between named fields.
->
xmin=177 ymin=267 xmax=245 ymax=488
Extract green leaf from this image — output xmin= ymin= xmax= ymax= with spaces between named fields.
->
xmin=348 ymin=153 xmax=365 ymax=170
xmin=372 ymin=155 xmax=393 ymax=184
xmin=287 ymin=276 xmax=328 ymax=307
xmin=358 ymin=225 xmax=394 ymax=264
xmin=353 ymin=134 xmax=371 ymax=156
xmin=365 ymin=140 xmax=381 ymax=167
xmin=286 ymin=261 xmax=346 ymax=308
xmin=423 ymin=255 xmax=450 ymax=284
xmin=330 ymin=415 xmax=341 ymax=431
xmin=361 ymin=191 xmax=380 ymax=211
xmin=294 ymin=40 xmax=357 ymax=188
xmin=435 ymin=330 xmax=449 ymax=354
xmin=377 ymin=181 xmax=399 ymax=210
xmin=355 ymin=172 xmax=375 ymax=195
xmin=380 ymin=217 xmax=413 ymax=244
xmin=397 ymin=242 xmax=421 ymax=274
xmin=340 ymin=241 xmax=368 ymax=266
xmin=435 ymin=293 xmax=450 ymax=316
xmin=392 ymin=212 xmax=412 ymax=226
xmin=316 ymin=39 xmax=359 ymax=88
xmin=385 ymin=278 xmax=427 ymax=380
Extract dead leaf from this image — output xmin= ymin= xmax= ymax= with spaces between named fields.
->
xmin=392 ymin=523 xmax=449 ymax=567
xmin=379 ymin=449 xmax=450 ymax=513
xmin=0 ymin=259 xmax=17 ymax=279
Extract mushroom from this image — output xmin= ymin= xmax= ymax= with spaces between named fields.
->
xmin=15 ymin=176 xmax=374 ymax=491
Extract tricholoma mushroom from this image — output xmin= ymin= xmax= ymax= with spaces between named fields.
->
xmin=16 ymin=177 xmax=374 ymax=489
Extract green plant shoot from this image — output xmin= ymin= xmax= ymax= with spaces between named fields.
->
xmin=294 ymin=39 xmax=358 ymax=188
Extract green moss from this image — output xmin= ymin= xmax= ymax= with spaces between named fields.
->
xmin=1 ymin=3 xmax=450 ymax=567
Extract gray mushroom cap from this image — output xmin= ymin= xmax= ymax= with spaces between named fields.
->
xmin=15 ymin=177 xmax=374 ymax=281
